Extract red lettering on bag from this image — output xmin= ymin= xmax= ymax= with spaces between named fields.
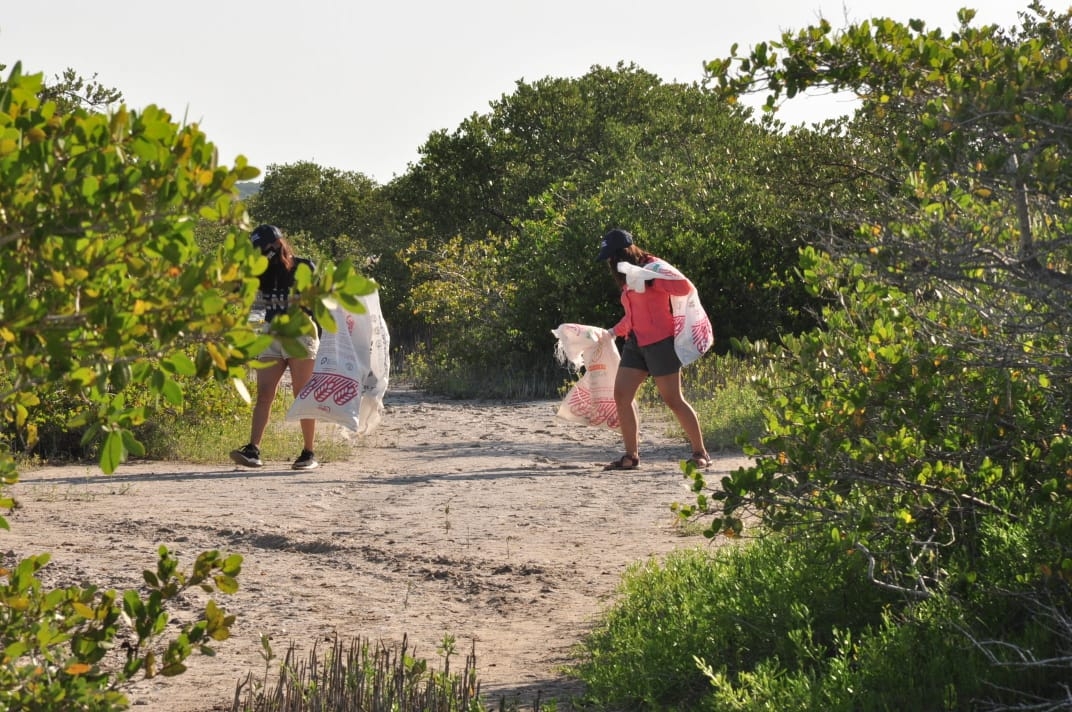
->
xmin=298 ymin=373 xmax=360 ymax=405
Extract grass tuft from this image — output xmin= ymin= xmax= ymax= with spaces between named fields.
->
xmin=232 ymin=633 xmax=556 ymax=712
xmin=633 ymin=350 xmax=768 ymax=452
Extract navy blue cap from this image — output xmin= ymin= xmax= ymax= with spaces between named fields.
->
xmin=596 ymin=228 xmax=634 ymax=261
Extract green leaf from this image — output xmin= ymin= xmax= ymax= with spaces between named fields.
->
xmin=160 ymin=662 xmax=188 ymax=677
xmin=161 ymin=376 xmax=183 ymax=406
xmin=81 ymin=174 xmax=100 ymax=199
xmin=294 ymin=261 xmax=313 ymax=290
xmin=5 ymin=641 xmax=29 ymax=660
xmin=71 ymin=602 xmax=96 ymax=619
xmin=163 ymin=352 xmax=197 ymax=376
xmin=100 ymin=430 xmax=124 ymax=474
xmin=121 ymin=429 xmax=146 ymax=458
xmin=201 ymin=293 xmax=226 ymax=315
xmin=214 ymin=574 xmax=239 ymax=594
xmin=221 ymin=554 xmax=243 ymax=575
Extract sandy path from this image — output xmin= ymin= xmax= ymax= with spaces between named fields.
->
xmin=2 ymin=386 xmax=749 ymax=711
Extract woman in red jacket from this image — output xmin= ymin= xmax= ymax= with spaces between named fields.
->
xmin=597 ymin=228 xmax=710 ymax=470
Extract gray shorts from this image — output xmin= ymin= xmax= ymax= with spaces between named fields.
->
xmin=619 ymin=335 xmax=681 ymax=377
xmin=257 ymin=320 xmax=320 ymax=361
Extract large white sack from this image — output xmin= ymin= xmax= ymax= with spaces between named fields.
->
xmin=286 ymin=291 xmax=390 ymax=433
xmin=351 ymin=290 xmax=390 ymax=434
xmin=552 ymin=323 xmax=621 ymax=430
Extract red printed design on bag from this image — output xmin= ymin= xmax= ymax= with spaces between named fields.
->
xmin=674 ymin=313 xmax=714 ymax=352
xmin=566 ymin=385 xmax=619 ymax=427
xmin=299 ymin=373 xmax=360 ymax=405
xmin=567 ymin=384 xmax=593 ymax=412
xmin=691 ymin=316 xmax=714 ymax=351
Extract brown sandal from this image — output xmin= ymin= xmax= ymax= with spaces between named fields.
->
xmin=604 ymin=454 xmax=640 ymax=470
xmin=686 ymin=452 xmax=711 ymax=469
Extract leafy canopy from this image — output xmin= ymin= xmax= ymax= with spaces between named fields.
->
xmin=687 ymin=3 xmax=1072 ymax=602
xmin=392 ymin=64 xmax=821 ymax=391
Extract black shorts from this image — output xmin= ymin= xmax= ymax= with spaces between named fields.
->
xmin=619 ymin=335 xmax=681 ymax=377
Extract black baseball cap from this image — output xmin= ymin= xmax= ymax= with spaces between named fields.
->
xmin=250 ymin=224 xmax=282 ymax=249
xmin=595 ymin=228 xmax=634 ymax=261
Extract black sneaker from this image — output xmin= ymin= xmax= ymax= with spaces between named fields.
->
xmin=292 ymin=449 xmax=319 ymax=470
xmin=229 ymin=443 xmax=263 ymax=468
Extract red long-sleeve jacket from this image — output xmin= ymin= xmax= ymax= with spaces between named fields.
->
xmin=611 ymin=260 xmax=694 ymax=346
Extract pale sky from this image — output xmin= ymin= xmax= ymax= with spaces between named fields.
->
xmin=1 ymin=1 xmax=1032 ymax=184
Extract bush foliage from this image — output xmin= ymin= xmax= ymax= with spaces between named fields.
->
xmin=575 ymin=527 xmax=1070 ymax=711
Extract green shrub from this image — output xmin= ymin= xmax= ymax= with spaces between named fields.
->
xmin=690 ymin=598 xmax=979 ymax=712
xmin=571 ymin=534 xmax=894 ymax=710
xmin=574 ymin=518 xmax=1072 ymax=711
xmin=0 ymin=547 xmax=242 ymax=711
xmin=2 ymin=343 xmax=246 ymax=465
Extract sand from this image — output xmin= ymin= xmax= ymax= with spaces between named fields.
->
xmin=3 ymin=386 xmax=748 ymax=711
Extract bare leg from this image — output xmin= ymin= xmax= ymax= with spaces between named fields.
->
xmin=613 ymin=366 xmax=648 ymax=459
xmin=288 ymin=357 xmax=317 ymax=451
xmin=251 ymin=359 xmax=287 ymax=447
xmin=653 ymin=371 xmax=708 ymax=458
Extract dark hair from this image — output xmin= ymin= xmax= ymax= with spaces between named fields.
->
xmin=606 ymin=245 xmax=653 ymax=288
